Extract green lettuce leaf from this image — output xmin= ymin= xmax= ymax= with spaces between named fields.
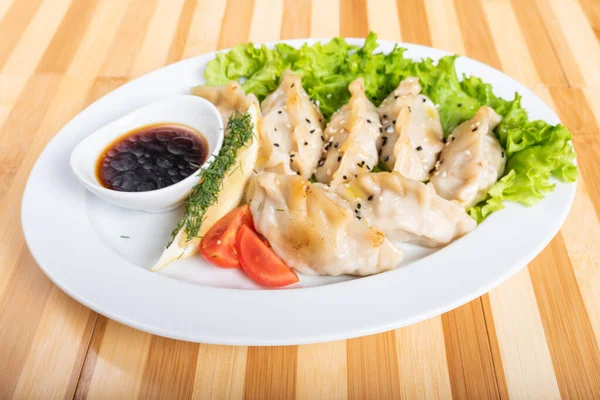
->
xmin=203 ymin=32 xmax=577 ymax=223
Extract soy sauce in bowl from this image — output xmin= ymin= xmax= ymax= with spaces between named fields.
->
xmin=97 ymin=124 xmax=208 ymax=192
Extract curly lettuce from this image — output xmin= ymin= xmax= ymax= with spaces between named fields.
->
xmin=204 ymin=32 xmax=577 ymax=222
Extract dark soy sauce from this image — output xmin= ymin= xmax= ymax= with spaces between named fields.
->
xmin=97 ymin=124 xmax=208 ymax=192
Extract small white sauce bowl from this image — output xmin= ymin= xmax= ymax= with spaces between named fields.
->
xmin=70 ymin=95 xmax=223 ymax=213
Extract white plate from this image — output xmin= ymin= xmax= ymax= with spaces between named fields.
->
xmin=21 ymin=39 xmax=576 ymax=345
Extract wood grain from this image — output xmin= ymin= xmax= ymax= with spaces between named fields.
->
xmin=1 ymin=0 xmax=599 ymax=398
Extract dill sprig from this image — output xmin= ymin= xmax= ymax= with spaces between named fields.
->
xmin=171 ymin=111 xmax=254 ymax=242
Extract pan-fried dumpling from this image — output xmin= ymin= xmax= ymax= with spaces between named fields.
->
xmin=377 ymin=77 xmax=444 ymax=181
xmin=336 ymin=172 xmax=476 ymax=247
xmin=247 ymin=172 xmax=403 ymax=276
xmin=430 ymin=106 xmax=505 ymax=208
xmin=315 ymin=78 xmax=381 ymax=188
xmin=191 ymin=81 xmax=259 ymax=130
xmin=257 ymin=70 xmax=324 ymax=178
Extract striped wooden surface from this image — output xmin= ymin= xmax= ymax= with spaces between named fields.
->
xmin=0 ymin=0 xmax=599 ymax=398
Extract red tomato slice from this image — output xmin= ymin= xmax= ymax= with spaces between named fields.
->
xmin=236 ymin=225 xmax=299 ymax=287
xmin=199 ymin=205 xmax=254 ymax=268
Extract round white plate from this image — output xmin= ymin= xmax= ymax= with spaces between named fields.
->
xmin=21 ymin=39 xmax=576 ymax=345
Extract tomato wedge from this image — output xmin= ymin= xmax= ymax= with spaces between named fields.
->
xmin=199 ymin=205 xmax=254 ymax=268
xmin=236 ymin=225 xmax=299 ymax=287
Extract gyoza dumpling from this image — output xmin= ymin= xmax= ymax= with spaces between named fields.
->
xmin=315 ymin=78 xmax=381 ymax=187
xmin=257 ymin=70 xmax=324 ymax=178
xmin=246 ymin=172 xmax=403 ymax=276
xmin=377 ymin=77 xmax=444 ymax=181
xmin=430 ymin=106 xmax=505 ymax=207
xmin=191 ymin=81 xmax=259 ymax=129
xmin=336 ymin=172 xmax=476 ymax=247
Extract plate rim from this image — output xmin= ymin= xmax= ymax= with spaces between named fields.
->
xmin=21 ymin=38 xmax=577 ymax=345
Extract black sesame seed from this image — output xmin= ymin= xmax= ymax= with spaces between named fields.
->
xmin=354 ymin=209 xmax=360 ymax=214
xmin=472 ymin=127 xmax=478 ymax=132
xmin=429 ymin=167 xmax=436 ymax=174
xmin=378 ymin=149 xmax=382 ymax=156
xmin=360 ymin=160 xmax=365 ymax=166
xmin=452 ymin=136 xmax=455 ymax=141
xmin=274 ymin=127 xmax=277 ymax=131
xmin=310 ymin=129 xmax=315 ymax=133
xmin=367 ymin=195 xmax=373 ymax=201
xmin=321 ymin=136 xmax=325 ymax=141
xmin=306 ymin=118 xmax=311 ymax=124
xmin=278 ymin=110 xmax=282 ymax=114
xmin=357 ymin=216 xmax=362 ymax=220
xmin=337 ymin=156 xmax=342 ymax=162
xmin=334 ymin=142 xmax=339 ymax=148
xmin=274 ymin=143 xmax=280 ymax=147
xmin=416 ymin=146 xmax=423 ymax=151
xmin=379 ymin=127 xmax=383 ymax=133
xmin=355 ymin=174 xmax=358 ymax=178
xmin=291 ymin=83 xmax=295 ymax=88
xmin=384 ymin=156 xmax=389 ymax=161
xmin=394 ymin=95 xmax=399 ymax=99
xmin=297 ymin=171 xmax=300 ymax=175
xmin=304 ymin=141 xmax=308 ymax=145
xmin=290 ymin=153 xmax=295 ymax=158
xmin=383 ymin=114 xmax=388 ymax=119
xmin=501 ymin=151 xmax=505 ymax=158
xmin=357 ymin=203 xmax=362 ymax=209
xmin=367 ymin=119 xmax=372 ymax=124
xmin=392 ymin=120 xmax=396 ymax=124
xmin=357 ymin=163 xmax=362 ymax=168
xmin=458 ymin=103 xmax=462 ymax=107
xmin=343 ymin=175 xmax=347 ymax=180
xmin=422 ymin=98 xmax=426 ymax=103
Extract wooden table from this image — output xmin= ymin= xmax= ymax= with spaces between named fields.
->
xmin=1 ymin=0 xmax=599 ymax=398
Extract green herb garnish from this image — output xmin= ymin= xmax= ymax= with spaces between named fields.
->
xmin=171 ymin=111 xmax=254 ymax=242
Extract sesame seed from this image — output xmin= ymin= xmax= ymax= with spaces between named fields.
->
xmin=452 ymin=136 xmax=455 ymax=141
xmin=278 ymin=110 xmax=282 ymax=114
xmin=368 ymin=195 xmax=373 ymax=201
xmin=304 ymin=141 xmax=308 ymax=145
xmin=343 ymin=175 xmax=347 ymax=180
xmin=297 ymin=171 xmax=300 ymax=175
xmin=501 ymin=151 xmax=505 ymax=158
xmin=306 ymin=118 xmax=311 ymax=124
xmin=335 ymin=142 xmax=339 ymax=148
xmin=416 ymin=146 xmax=423 ymax=151
xmin=383 ymin=114 xmax=388 ymax=118
xmin=337 ymin=156 xmax=342 ymax=162
xmin=423 ymin=98 xmax=426 ymax=103
xmin=290 ymin=153 xmax=295 ymax=158
xmin=429 ymin=167 xmax=435 ymax=174
xmin=354 ymin=209 xmax=360 ymax=214
xmin=321 ymin=136 xmax=325 ymax=141
xmin=310 ymin=129 xmax=315 ymax=133
xmin=393 ymin=120 xmax=396 ymax=124
xmin=367 ymin=119 xmax=372 ymax=124
xmin=472 ymin=127 xmax=478 ymax=132
xmin=291 ymin=83 xmax=295 ymax=88
xmin=394 ymin=95 xmax=399 ymax=99
xmin=357 ymin=216 xmax=362 ymax=220
xmin=357 ymin=203 xmax=361 ymax=209
xmin=384 ymin=156 xmax=389 ymax=161
xmin=274 ymin=127 xmax=277 ymax=132
xmin=274 ymin=143 xmax=280 ymax=147
xmin=379 ymin=127 xmax=383 ymax=133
